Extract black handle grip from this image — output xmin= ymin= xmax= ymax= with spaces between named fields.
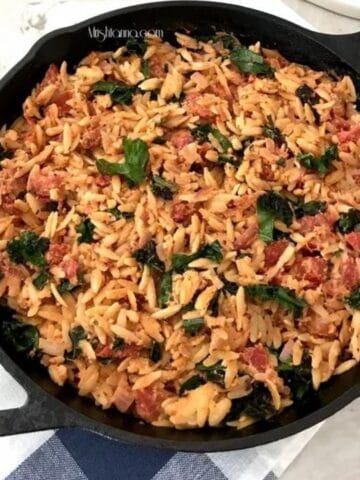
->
xmin=0 ymin=348 xmax=77 ymax=436
xmin=309 ymin=31 xmax=360 ymax=73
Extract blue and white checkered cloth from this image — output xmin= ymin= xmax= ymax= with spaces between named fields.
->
xmin=0 ymin=1 xmax=323 ymax=478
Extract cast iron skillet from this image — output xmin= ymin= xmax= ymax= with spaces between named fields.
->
xmin=0 ymin=1 xmax=359 ymax=452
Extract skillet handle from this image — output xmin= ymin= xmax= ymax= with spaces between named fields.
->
xmin=309 ymin=31 xmax=360 ymax=73
xmin=0 ymin=348 xmax=77 ymax=436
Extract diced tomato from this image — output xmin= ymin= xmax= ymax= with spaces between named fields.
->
xmin=293 ymin=256 xmax=328 ymax=288
xmin=52 ymin=91 xmax=72 ymax=116
xmin=29 ymin=169 xmax=63 ymax=199
xmin=170 ymin=130 xmax=193 ymax=151
xmin=96 ymin=342 xmax=142 ymax=360
xmin=171 ymin=201 xmax=195 ymax=225
xmin=234 ymin=223 xmax=258 ymax=250
xmin=40 ymin=64 xmax=59 ymax=88
xmin=297 ymin=212 xmax=335 ymax=235
xmin=62 ymin=258 xmax=79 ymax=279
xmin=341 ymin=256 xmax=359 ymax=290
xmin=134 ymin=386 xmax=168 ymax=422
xmin=94 ymin=174 xmax=111 ymax=187
xmin=239 ymin=344 xmax=268 ymax=373
xmin=346 ymin=232 xmax=360 ymax=251
xmin=260 ymin=161 xmax=275 ymax=181
xmin=96 ymin=344 xmax=112 ymax=358
xmin=338 ymin=124 xmax=360 ymax=144
xmin=264 ymin=240 xmax=288 ymax=267
xmin=185 ymin=92 xmax=214 ymax=120
xmin=81 ymin=119 xmax=101 ymax=150
xmin=148 ymin=54 xmax=166 ymax=78
xmin=47 ymin=243 xmax=68 ymax=266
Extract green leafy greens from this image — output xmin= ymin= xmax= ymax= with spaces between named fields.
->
xmin=66 ymin=326 xmax=87 ymax=360
xmin=245 ymin=284 xmax=307 ymax=318
xmin=6 ymin=231 xmax=50 ymax=268
xmin=278 ymin=353 xmax=313 ymax=400
xmin=294 ymin=200 xmax=327 ymax=219
xmin=230 ymin=46 xmax=274 ymax=76
xmin=133 ymin=240 xmax=165 ymax=272
xmin=297 ymin=144 xmax=338 ymax=174
xmin=91 ymin=81 xmax=136 ymax=105
xmin=226 ymin=382 xmax=275 ymax=421
xmin=96 ymin=138 xmax=149 ymax=186
xmin=1 ymin=318 xmax=39 ymax=355
xmin=346 ymin=286 xmax=360 ymax=310
xmin=76 ymin=218 xmax=95 ymax=244
xmin=263 ymin=116 xmax=285 ymax=146
xmin=172 ymin=240 xmax=223 ymax=273
xmin=183 ymin=318 xmax=205 ymax=336
xmin=336 ymin=208 xmax=360 ymax=234
xmin=149 ymin=341 xmax=162 ymax=363
xmin=150 ymin=175 xmax=178 ymax=200
xmin=256 ymin=192 xmax=293 ymax=243
xmin=106 ymin=207 xmax=134 ymax=221
xmin=196 ymin=360 xmax=225 ymax=386
xmin=158 ymin=271 xmax=172 ymax=308
xmin=33 ymin=271 xmax=50 ymax=290
xmin=179 ymin=375 xmax=206 ymax=395
xmin=191 ymin=123 xmax=231 ymax=152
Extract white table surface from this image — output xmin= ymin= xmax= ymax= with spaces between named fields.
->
xmin=0 ymin=1 xmax=359 ymax=479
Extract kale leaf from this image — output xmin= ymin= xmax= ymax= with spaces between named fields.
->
xmin=179 ymin=375 xmax=206 ymax=395
xmin=191 ymin=124 xmax=232 ymax=152
xmin=294 ymin=200 xmax=327 ymax=219
xmin=226 ymin=382 xmax=275 ymax=421
xmin=346 ymin=286 xmax=360 ymax=310
xmin=263 ymin=116 xmax=285 ymax=146
xmin=196 ymin=360 xmax=225 ymax=386
xmin=256 ymin=192 xmax=293 ymax=243
xmin=91 ymin=81 xmax=136 ymax=105
xmin=149 ymin=341 xmax=162 ymax=363
xmin=140 ymin=59 xmax=150 ymax=79
xmin=158 ymin=271 xmax=172 ymax=308
xmin=96 ymin=138 xmax=149 ymax=186
xmin=245 ymin=284 xmax=307 ymax=318
xmin=297 ymin=144 xmax=338 ymax=174
xmin=336 ymin=208 xmax=360 ymax=234
xmin=172 ymin=240 xmax=223 ymax=273
xmin=76 ymin=218 xmax=95 ymax=244
xmin=295 ymin=84 xmax=320 ymax=106
xmin=183 ymin=317 xmax=205 ymax=336
xmin=66 ymin=326 xmax=87 ymax=360
xmin=210 ymin=128 xmax=232 ymax=152
xmin=1 ymin=318 xmax=39 ymax=355
xmin=6 ymin=231 xmax=50 ymax=268
xmin=217 ymin=155 xmax=241 ymax=167
xmin=133 ymin=240 xmax=165 ymax=272
xmin=150 ymin=175 xmax=178 ymax=200
xmin=58 ymin=279 xmax=78 ymax=294
xmin=125 ymin=38 xmax=147 ymax=56
xmin=33 ymin=271 xmax=50 ymax=290
xmin=107 ymin=207 xmax=134 ymax=221
xmin=230 ymin=46 xmax=274 ymax=76
xmin=278 ymin=353 xmax=313 ymax=400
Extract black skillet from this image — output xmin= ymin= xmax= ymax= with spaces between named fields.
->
xmin=0 ymin=1 xmax=359 ymax=452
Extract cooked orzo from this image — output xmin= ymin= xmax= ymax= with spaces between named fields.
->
xmin=0 ymin=32 xmax=359 ymax=429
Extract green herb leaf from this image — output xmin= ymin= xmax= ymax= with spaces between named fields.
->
xmin=133 ymin=240 xmax=165 ymax=272
xmin=106 ymin=207 xmax=134 ymax=221
xmin=297 ymin=144 xmax=338 ymax=174
xmin=76 ymin=218 xmax=95 ymax=244
xmin=230 ymin=46 xmax=274 ymax=76
xmin=33 ymin=271 xmax=50 ymax=290
xmin=211 ymin=128 xmax=232 ymax=152
xmin=172 ymin=240 xmax=223 ymax=273
xmin=140 ymin=59 xmax=150 ymax=79
xmin=226 ymin=382 xmax=275 ymax=421
xmin=58 ymin=279 xmax=78 ymax=294
xmin=96 ymin=138 xmax=149 ymax=186
xmin=125 ymin=38 xmax=147 ymax=56
xmin=183 ymin=317 xmax=205 ymax=336
xmin=278 ymin=352 xmax=313 ymax=400
xmin=158 ymin=271 xmax=172 ymax=308
xmin=66 ymin=326 xmax=86 ymax=360
xmin=346 ymin=286 xmax=360 ymax=309
xmin=256 ymin=192 xmax=293 ymax=243
xmin=6 ymin=231 xmax=50 ymax=267
xmin=196 ymin=360 xmax=225 ymax=386
xmin=191 ymin=123 xmax=212 ymax=144
xmin=245 ymin=284 xmax=307 ymax=319
xmin=149 ymin=341 xmax=162 ymax=363
xmin=217 ymin=155 xmax=241 ymax=167
xmin=294 ymin=200 xmax=327 ymax=219
xmin=217 ymin=34 xmax=237 ymax=50
xmin=150 ymin=175 xmax=178 ymax=200
xmin=263 ymin=116 xmax=285 ymax=146
xmin=91 ymin=81 xmax=136 ymax=105
xmin=295 ymin=84 xmax=320 ymax=106
xmin=336 ymin=208 xmax=360 ymax=234
xmin=179 ymin=375 xmax=206 ymax=395
xmin=1 ymin=319 xmax=39 ymax=355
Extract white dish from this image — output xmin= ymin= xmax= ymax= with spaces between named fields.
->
xmin=307 ymin=0 xmax=360 ymax=19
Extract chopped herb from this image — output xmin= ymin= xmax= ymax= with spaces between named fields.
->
xmin=172 ymin=240 xmax=223 ymax=273
xmin=66 ymin=326 xmax=86 ymax=360
xmin=210 ymin=128 xmax=232 ymax=152
xmin=196 ymin=360 xmax=225 ymax=386
xmin=180 ymin=301 xmax=195 ymax=314
xmin=217 ymin=155 xmax=241 ymax=167
xmin=217 ymin=34 xmax=237 ymax=50
xmin=140 ymin=59 xmax=150 ymax=79
xmin=278 ymin=353 xmax=313 ymax=400
xmin=295 ymin=84 xmax=320 ymax=106
xmin=96 ymin=138 xmax=149 ymax=186
xmin=277 ymin=157 xmax=286 ymax=166
xmin=112 ymin=337 xmax=125 ymax=351
xmin=191 ymin=123 xmax=212 ymax=143
xmin=149 ymin=341 xmax=162 ymax=363
xmin=230 ymin=46 xmax=274 ymax=76
xmin=245 ymin=284 xmax=307 ymax=319
xmin=297 ymin=144 xmax=338 ymax=174
xmin=183 ymin=317 xmax=205 ymax=336
xmin=226 ymin=382 xmax=275 ymax=421
xmin=58 ymin=279 xmax=78 ymax=294
xmin=6 ymin=231 xmax=50 ymax=268
xmin=76 ymin=218 xmax=95 ymax=244
xmin=294 ymin=200 xmax=327 ymax=219
xmin=336 ymin=208 xmax=360 ymax=234
xmin=153 ymin=136 xmax=166 ymax=145
xmin=256 ymin=192 xmax=293 ymax=243
xmin=91 ymin=81 xmax=136 ymax=105
xmin=179 ymin=375 xmax=206 ymax=395
xmin=133 ymin=239 xmax=165 ymax=272
xmin=33 ymin=271 xmax=50 ymax=290
xmin=158 ymin=271 xmax=172 ymax=308
xmin=150 ymin=175 xmax=178 ymax=200
xmin=125 ymin=38 xmax=147 ymax=56
xmin=346 ymin=286 xmax=360 ymax=310
xmin=107 ymin=207 xmax=134 ymax=221
xmin=1 ymin=318 xmax=39 ymax=355
xmin=263 ymin=116 xmax=285 ymax=146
